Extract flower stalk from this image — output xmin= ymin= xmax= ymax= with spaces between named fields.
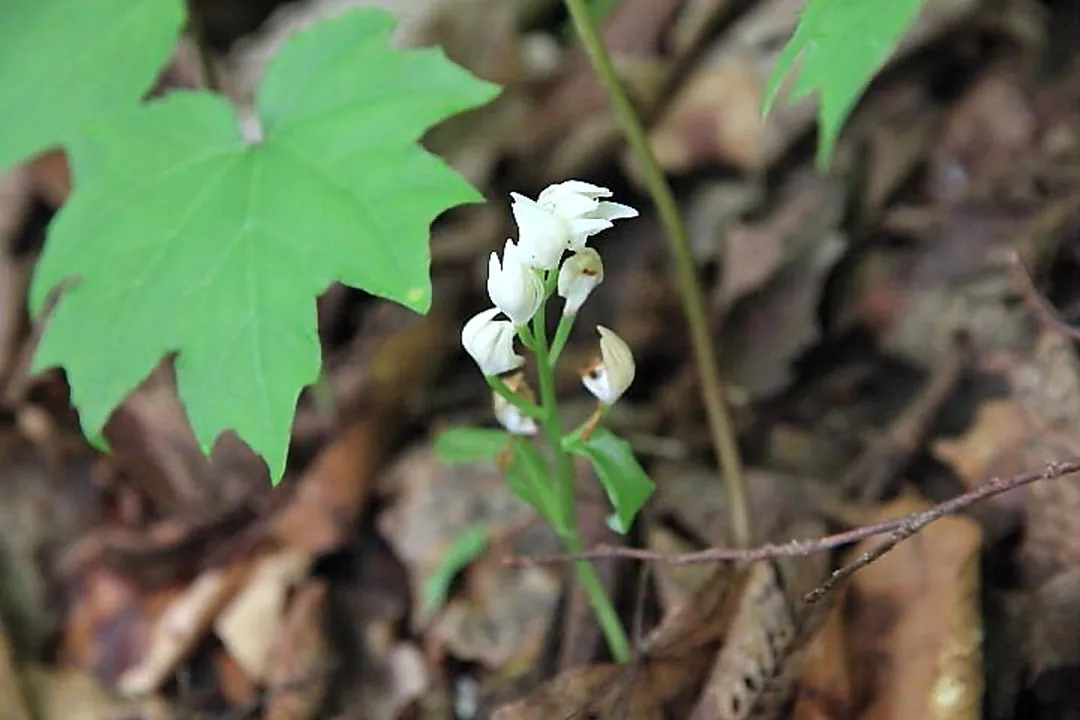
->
xmin=460 ymin=180 xmax=639 ymax=662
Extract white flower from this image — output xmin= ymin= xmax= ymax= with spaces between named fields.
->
xmin=511 ymin=193 xmax=574 ymax=269
xmin=581 ymin=326 xmax=635 ymax=405
xmin=461 ymin=308 xmax=523 ymax=376
xmin=510 ymin=180 xmax=638 ymax=268
xmin=493 ymin=374 xmax=538 ymax=435
xmin=538 ymin=180 xmax=638 ymax=251
xmin=557 ymin=248 xmax=604 ymax=315
xmin=487 ymin=239 xmax=543 ymax=325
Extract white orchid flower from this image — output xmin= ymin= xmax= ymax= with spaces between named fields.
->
xmin=461 ymin=308 xmax=523 ymax=376
xmin=492 ymin=374 xmax=538 ymax=436
xmin=511 ymin=180 xmax=638 ymax=268
xmin=487 ymin=239 xmax=543 ymax=326
xmin=581 ymin=326 xmax=635 ymax=405
xmin=538 ymin=180 xmax=638 ymax=251
xmin=557 ymin=248 xmax=604 ymax=315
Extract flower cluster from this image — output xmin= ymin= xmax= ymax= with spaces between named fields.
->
xmin=461 ymin=181 xmax=639 ymax=431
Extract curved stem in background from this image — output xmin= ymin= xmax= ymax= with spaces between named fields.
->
xmin=562 ymin=0 xmax=754 ymax=547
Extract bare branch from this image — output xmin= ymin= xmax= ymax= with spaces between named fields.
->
xmin=509 ymin=458 xmax=1080 ymax=568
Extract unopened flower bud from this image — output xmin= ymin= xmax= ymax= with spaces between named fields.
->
xmin=461 ymin=308 xmax=523 ymax=376
xmin=487 ymin=239 xmax=543 ymax=325
xmin=557 ymin=248 xmax=603 ymax=315
xmin=493 ymin=373 xmax=538 ymax=435
xmin=581 ymin=326 xmax=635 ymax=405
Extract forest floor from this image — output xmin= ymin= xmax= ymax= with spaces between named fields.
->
xmin=5 ymin=0 xmax=1080 ymax=718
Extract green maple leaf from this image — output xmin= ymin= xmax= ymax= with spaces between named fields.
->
xmin=0 ymin=0 xmax=185 ymax=170
xmin=30 ymin=9 xmax=500 ymax=482
xmin=762 ymin=0 xmax=925 ymax=167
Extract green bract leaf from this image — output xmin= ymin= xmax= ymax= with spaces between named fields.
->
xmin=762 ymin=0 xmax=924 ymax=166
xmin=0 ymin=0 xmax=185 ymax=171
xmin=29 ymin=8 xmax=501 ymax=483
xmin=566 ymin=428 xmax=653 ymax=534
xmin=421 ymin=523 xmax=489 ymax=615
xmin=433 ymin=427 xmax=510 ymax=465
xmin=506 ymin=440 xmax=558 ymax=527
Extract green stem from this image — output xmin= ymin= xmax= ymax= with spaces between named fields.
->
xmin=548 ymin=310 xmax=576 ymax=365
xmin=486 ymin=375 xmax=544 ymax=418
xmin=562 ymin=0 xmax=754 ymax=548
xmin=532 ymin=293 xmax=631 ymax=662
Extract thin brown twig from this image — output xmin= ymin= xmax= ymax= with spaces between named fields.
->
xmin=1012 ymin=250 xmax=1080 ymax=340
xmin=508 ymin=458 xmax=1080 ymax=567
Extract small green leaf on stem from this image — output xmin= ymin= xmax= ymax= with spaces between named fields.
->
xmin=421 ymin=523 xmax=489 ymax=615
xmin=566 ymin=427 xmax=654 ymax=534
xmin=762 ymin=0 xmax=925 ymax=167
xmin=433 ymin=427 xmax=510 ymax=465
xmin=507 ymin=440 xmax=559 ymax=526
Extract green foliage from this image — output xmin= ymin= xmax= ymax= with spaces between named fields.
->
xmin=506 ymin=440 xmax=559 ymax=527
xmin=433 ymin=427 xmax=510 ymax=465
xmin=421 ymin=523 xmax=490 ymax=615
xmin=565 ymin=428 xmax=653 ymax=534
xmin=763 ymin=0 xmax=925 ymax=166
xmin=29 ymin=9 xmax=500 ymax=482
xmin=0 ymin=0 xmax=185 ymax=171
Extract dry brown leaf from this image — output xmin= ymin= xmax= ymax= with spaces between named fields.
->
xmin=933 ymin=398 xmax=1034 ymax=487
xmin=339 ymin=616 xmax=430 ymax=720
xmin=648 ymin=0 xmax=807 ymax=173
xmin=839 ymin=212 xmax=1027 ymax=369
xmin=21 ymin=666 xmax=171 ymax=720
xmin=521 ymin=0 xmax=688 ymax=181
xmin=1022 ymin=568 xmax=1080 ymax=684
xmin=117 ymin=561 xmax=250 ymax=696
xmin=926 ymin=69 xmax=1038 ymax=206
xmin=846 ymin=496 xmax=982 ymax=720
xmin=644 ymin=523 xmax=717 ymax=614
xmin=101 ymin=365 xmax=216 ymax=511
xmin=493 ymin=565 xmax=750 ymax=718
xmin=689 ymin=538 xmax=831 ymax=720
xmin=932 ymin=397 xmax=1033 ymax=538
xmin=720 ymin=229 xmax=846 ymax=402
xmin=848 ymin=81 xmax=942 ymax=221
xmin=377 ymin=444 xmax=559 ymax=631
xmin=1005 ymin=329 xmax=1080 ymax=586
xmin=0 ymin=613 xmax=31 ymax=720
xmin=274 ymin=419 xmax=381 ymax=554
xmin=214 ymin=547 xmax=312 ymax=682
xmin=60 ymin=564 xmax=152 ymax=685
xmin=0 ymin=441 xmax=98 ymax=663
xmin=265 ymin=581 xmax=334 ymax=720
xmin=432 ymin=557 xmax=560 ymax=671
xmin=791 ymin=588 xmax=853 ymax=720
xmin=651 ymin=461 xmax=816 ymax=551
xmin=213 ymin=647 xmax=259 ymax=706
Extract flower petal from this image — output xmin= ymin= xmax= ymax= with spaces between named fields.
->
xmin=511 ymin=193 xmax=570 ymax=268
xmin=588 ymin=201 xmax=638 ymax=221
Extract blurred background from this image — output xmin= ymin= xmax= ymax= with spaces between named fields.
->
xmin=4 ymin=0 xmax=1080 ymax=717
